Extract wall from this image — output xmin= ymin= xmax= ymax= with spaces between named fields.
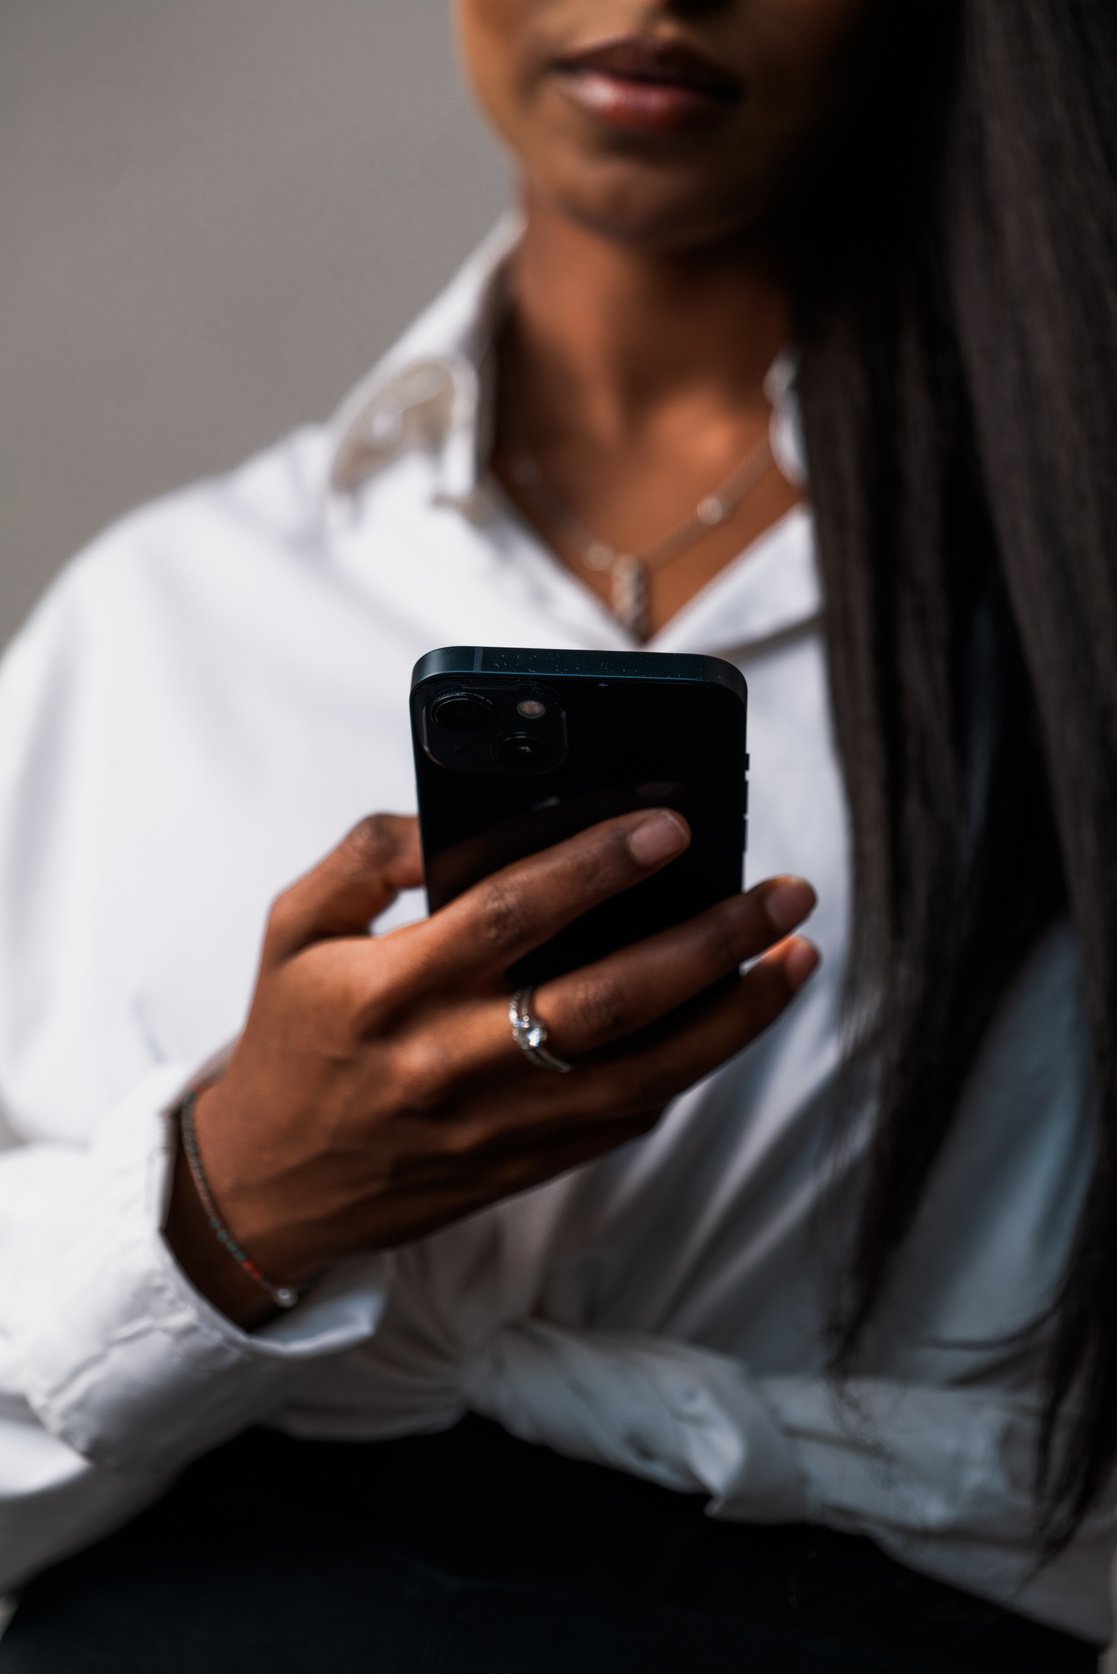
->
xmin=0 ymin=0 xmax=508 ymax=646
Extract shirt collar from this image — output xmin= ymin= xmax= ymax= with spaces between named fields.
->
xmin=330 ymin=215 xmax=806 ymax=506
xmin=327 ymin=215 xmax=520 ymax=509
xmin=325 ymin=219 xmax=817 ymax=654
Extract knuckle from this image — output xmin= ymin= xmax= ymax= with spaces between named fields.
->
xmin=263 ymin=888 xmax=300 ymax=951
xmin=348 ymin=936 xmax=421 ymax=1036
xmin=435 ymin=1115 xmax=485 ymax=1162
xmin=586 ymin=827 xmax=639 ymax=896
xmin=392 ymin=1037 xmax=456 ymax=1117
xmin=348 ymin=975 xmax=396 ymax=1040
xmin=347 ymin=813 xmax=397 ymax=868
xmin=706 ymin=908 xmax=745 ymax=972
xmin=570 ymin=974 xmax=631 ymax=1044
xmin=476 ymin=879 xmax=532 ymax=954
xmin=555 ymin=827 xmax=634 ymax=913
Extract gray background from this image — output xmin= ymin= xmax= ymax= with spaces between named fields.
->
xmin=0 ymin=0 xmax=509 ymax=649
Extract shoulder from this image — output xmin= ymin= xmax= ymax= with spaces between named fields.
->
xmin=64 ymin=423 xmax=330 ymax=623
xmin=0 ymin=422 xmax=335 ymax=726
xmin=0 ymin=423 xmax=338 ymax=1133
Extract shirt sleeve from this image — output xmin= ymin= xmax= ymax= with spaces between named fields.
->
xmin=0 ymin=1060 xmax=394 ymax=1593
xmin=0 ymin=524 xmax=393 ymax=1592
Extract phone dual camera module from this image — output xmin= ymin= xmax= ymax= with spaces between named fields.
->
xmin=424 ymin=685 xmax=567 ymax=775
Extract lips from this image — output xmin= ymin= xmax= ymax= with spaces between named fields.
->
xmin=557 ymin=38 xmax=742 ymax=99
xmin=553 ymin=36 xmax=743 ymax=136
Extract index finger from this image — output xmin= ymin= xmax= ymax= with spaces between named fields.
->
xmin=263 ymin=814 xmax=424 ymax=965
xmin=417 ymin=809 xmax=691 ymax=988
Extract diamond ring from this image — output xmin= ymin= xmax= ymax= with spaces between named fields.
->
xmin=509 ymin=988 xmax=574 ymax=1075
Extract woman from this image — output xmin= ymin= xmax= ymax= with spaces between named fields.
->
xmin=0 ymin=1 xmax=1113 ymax=1668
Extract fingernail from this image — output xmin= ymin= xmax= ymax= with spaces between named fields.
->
xmin=784 ymin=938 xmax=821 ymax=991
xmin=765 ymin=879 xmax=817 ymax=935
xmin=628 ymin=811 xmax=690 ymax=867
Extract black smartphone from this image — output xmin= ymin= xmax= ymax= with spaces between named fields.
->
xmin=410 ymin=647 xmax=749 ymax=989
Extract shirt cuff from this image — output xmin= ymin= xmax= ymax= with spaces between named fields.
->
xmin=4 ymin=1057 xmax=394 ymax=1475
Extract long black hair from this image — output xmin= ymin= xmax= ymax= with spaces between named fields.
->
xmin=790 ymin=0 xmax=1117 ymax=1548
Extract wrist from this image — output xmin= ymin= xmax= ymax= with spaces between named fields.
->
xmin=165 ymin=1080 xmax=335 ymax=1331
xmin=164 ymin=1105 xmax=284 ymax=1331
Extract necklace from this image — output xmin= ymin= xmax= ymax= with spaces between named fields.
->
xmin=506 ymin=425 xmax=774 ymax=640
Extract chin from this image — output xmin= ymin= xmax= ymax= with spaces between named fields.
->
xmin=535 ymin=154 xmax=768 ymax=255
xmin=551 ymin=186 xmax=761 ymax=255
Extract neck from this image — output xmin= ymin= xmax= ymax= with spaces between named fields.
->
xmin=505 ymin=189 xmax=792 ymax=445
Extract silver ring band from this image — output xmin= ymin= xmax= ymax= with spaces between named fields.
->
xmin=509 ymin=988 xmax=574 ymax=1074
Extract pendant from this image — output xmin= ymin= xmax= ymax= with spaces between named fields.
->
xmin=612 ymin=556 xmax=650 ymax=640
xmin=697 ymin=493 xmax=733 ymax=526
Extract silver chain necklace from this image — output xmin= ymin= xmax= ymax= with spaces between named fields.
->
xmin=506 ymin=425 xmax=774 ymax=640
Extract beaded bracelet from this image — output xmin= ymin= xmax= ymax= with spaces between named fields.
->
xmin=178 ymin=1087 xmax=300 ymax=1310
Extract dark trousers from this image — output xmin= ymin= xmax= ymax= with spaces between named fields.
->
xmin=2 ymin=1416 xmax=1100 ymax=1672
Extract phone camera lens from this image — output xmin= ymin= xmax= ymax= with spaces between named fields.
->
xmin=431 ymin=693 xmax=494 ymax=733
xmin=494 ymin=732 xmax=560 ymax=773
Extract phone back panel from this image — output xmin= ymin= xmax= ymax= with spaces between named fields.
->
xmin=410 ymin=648 xmax=748 ymax=989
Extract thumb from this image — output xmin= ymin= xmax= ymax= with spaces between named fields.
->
xmin=263 ymin=814 xmax=424 ymax=963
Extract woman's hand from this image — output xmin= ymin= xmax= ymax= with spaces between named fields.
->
xmin=165 ymin=810 xmax=818 ymax=1328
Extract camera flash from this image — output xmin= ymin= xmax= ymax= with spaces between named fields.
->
xmin=517 ymin=699 xmax=546 ymax=720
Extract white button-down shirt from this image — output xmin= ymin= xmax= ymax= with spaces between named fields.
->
xmin=0 ymin=224 xmax=1108 ymax=1643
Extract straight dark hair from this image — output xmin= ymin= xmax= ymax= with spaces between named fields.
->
xmin=790 ymin=0 xmax=1117 ymax=1548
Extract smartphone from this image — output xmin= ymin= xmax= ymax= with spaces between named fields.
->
xmin=410 ymin=647 xmax=749 ymax=989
